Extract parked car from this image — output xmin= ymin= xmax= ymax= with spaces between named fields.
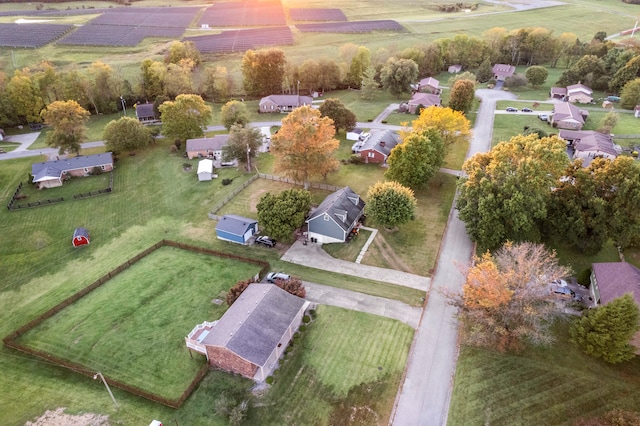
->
xmin=220 ymin=161 xmax=235 ymax=167
xmin=552 ymin=279 xmax=569 ymax=287
xmin=521 ymin=107 xmax=533 ymax=113
xmin=266 ymin=272 xmax=290 ymax=283
xmin=538 ymin=113 xmax=549 ymax=121
xmin=351 ymin=141 xmax=365 ymax=153
xmin=255 ymin=235 xmax=276 ymax=247
xmin=551 ymin=286 xmax=575 ymax=298
xmin=506 ymin=107 xmax=518 ymax=112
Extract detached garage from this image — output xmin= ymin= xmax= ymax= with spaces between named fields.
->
xmin=197 ymin=159 xmax=214 ymax=181
xmin=215 ymin=215 xmax=258 ymax=245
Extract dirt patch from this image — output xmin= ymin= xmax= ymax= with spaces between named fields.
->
xmin=25 ymin=407 xmax=109 ymax=426
xmin=371 ymin=233 xmax=414 ymax=274
xmin=248 ymin=188 xmax=268 ymax=213
xmin=181 ymin=224 xmax=215 ymax=243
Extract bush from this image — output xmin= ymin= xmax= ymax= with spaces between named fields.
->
xmin=633 ymin=151 xmax=638 ymax=158
xmin=302 ymin=315 xmax=311 ymax=324
xmin=350 ymin=154 xmax=365 ymax=164
xmin=299 ymin=324 xmax=307 ymax=332
xmin=577 ymin=268 xmax=592 ymax=286
xmin=222 ymin=178 xmax=233 ymax=186
xmin=265 ymin=376 xmax=274 ymax=384
xmin=309 ymin=309 xmax=316 ymax=318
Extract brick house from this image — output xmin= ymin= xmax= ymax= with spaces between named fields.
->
xmin=406 ymin=92 xmax=441 ymax=114
xmin=492 ymin=63 xmax=515 ymax=81
xmin=566 ymin=83 xmax=593 ymax=104
xmin=185 ymin=284 xmax=310 ymax=381
xmin=258 ymin=95 xmax=313 ymax=113
xmin=550 ymin=102 xmax=589 ymax=130
xmin=186 ymin=135 xmax=229 ymax=160
xmin=558 ymin=130 xmax=619 ymax=165
xmin=31 ymin=153 xmax=114 ymax=189
xmin=358 ymin=130 xmax=401 ymax=163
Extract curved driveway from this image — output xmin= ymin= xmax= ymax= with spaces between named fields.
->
xmin=390 ymin=89 xmax=516 ymax=426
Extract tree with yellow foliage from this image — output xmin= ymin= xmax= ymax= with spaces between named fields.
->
xmin=449 ymin=242 xmax=571 ymax=352
xmin=40 ymin=100 xmax=90 ymax=155
xmin=411 ymin=106 xmax=472 ymax=149
xmin=270 ymin=106 xmax=340 ymax=189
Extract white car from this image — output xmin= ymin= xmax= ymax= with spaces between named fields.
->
xmin=266 ymin=272 xmax=290 ymax=283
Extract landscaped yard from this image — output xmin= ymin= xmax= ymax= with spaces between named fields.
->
xmin=14 ymin=171 xmax=111 ymax=205
xmin=15 ymin=246 xmax=260 ymax=401
xmin=448 ymin=323 xmax=640 ymax=425
xmin=323 ymin=229 xmax=372 ymax=262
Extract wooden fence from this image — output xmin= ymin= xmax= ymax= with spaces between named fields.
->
xmin=207 ymin=174 xmax=258 ymax=219
xmin=2 ymin=239 xmax=269 ymax=408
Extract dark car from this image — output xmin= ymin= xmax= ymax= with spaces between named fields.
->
xmin=521 ymin=107 xmax=533 ymax=113
xmin=266 ymin=272 xmax=290 ymax=283
xmin=506 ymin=107 xmax=518 ymax=112
xmin=552 ymin=286 xmax=575 ymax=298
xmin=255 ymin=236 xmax=276 ymax=247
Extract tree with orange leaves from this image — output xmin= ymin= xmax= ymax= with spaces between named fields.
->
xmin=270 ymin=105 xmax=340 ymax=189
xmin=410 ymin=106 xmax=471 ymax=149
xmin=449 ymin=241 xmax=571 ymax=352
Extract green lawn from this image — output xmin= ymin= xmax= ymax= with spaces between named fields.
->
xmin=14 ymin=172 xmax=111 ymax=204
xmin=16 ymin=246 xmax=260 ymax=401
xmin=449 ymin=323 xmax=640 ymax=425
xmin=323 ymin=229 xmax=371 ymax=262
xmin=250 ymin=305 xmax=414 ymax=425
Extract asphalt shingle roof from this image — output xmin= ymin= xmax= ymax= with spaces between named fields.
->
xmin=186 ymin=134 xmax=229 ymax=152
xmin=31 ymin=153 xmax=113 ymax=182
xmin=215 ymin=214 xmax=257 ymax=236
xmin=593 ymin=262 xmax=640 ymax=305
xmin=307 ymin=186 xmax=365 ymax=232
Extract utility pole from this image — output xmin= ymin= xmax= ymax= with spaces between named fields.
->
xmin=94 ymin=372 xmax=118 ymax=407
xmin=120 ymin=96 xmax=126 ymax=117
xmin=246 ymin=145 xmax=252 ymax=172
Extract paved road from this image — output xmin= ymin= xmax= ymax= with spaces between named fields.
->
xmin=303 ymin=281 xmax=422 ymax=329
xmin=390 ymin=88 xmax=516 ymax=426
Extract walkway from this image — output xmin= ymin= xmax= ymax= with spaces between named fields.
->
xmin=390 ymin=89 xmax=516 ymax=426
xmin=282 ymin=240 xmax=430 ymax=291
xmin=303 ymin=281 xmax=422 ymax=329
xmin=355 ymin=226 xmax=378 ymax=264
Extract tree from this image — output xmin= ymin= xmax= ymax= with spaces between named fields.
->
xmin=360 ymin=65 xmax=378 ymax=100
xmin=270 ymin=106 xmax=340 ymax=188
xmin=226 ymin=278 xmax=254 ymax=306
xmin=449 ymin=242 xmax=571 ymax=352
xmin=140 ymin=59 xmax=166 ymax=100
xmin=220 ymin=100 xmax=249 ymax=130
xmin=620 ymin=78 xmax=640 ymax=110
xmin=40 ymin=100 xmax=90 ymax=155
xmin=570 ymin=294 xmax=640 ymax=364
xmin=456 ymin=134 xmax=569 ymax=251
xmin=525 ymin=65 xmax=548 ymax=87
xmin=103 ymin=117 xmax=152 ymax=155
xmin=380 ymin=58 xmax=419 ymax=98
xmin=346 ymin=46 xmax=371 ymax=88
xmin=318 ymin=98 xmax=356 ymax=133
xmin=222 ymin=125 xmax=263 ymax=172
xmin=411 ymin=106 xmax=472 ymax=149
xmin=241 ymin=48 xmax=287 ymax=96
xmin=447 ymin=71 xmax=477 ymax=87
xmin=385 ymin=128 xmax=445 ymax=189
xmin=275 ymin=276 xmax=306 ymax=298
xmin=556 ymin=54 xmax=607 ymax=89
xmin=7 ymin=68 xmax=45 ymax=123
xmin=256 ymin=189 xmax=312 ymax=242
xmin=609 ymin=56 xmax=640 ymax=94
xmin=158 ymin=94 xmax=212 ymax=143
xmin=163 ymin=62 xmax=193 ymax=98
xmin=164 ymin=40 xmax=201 ymax=66
xmin=366 ymin=181 xmax=417 ymax=229
xmin=598 ymin=110 xmax=618 ymax=134
xmin=448 ymin=79 xmax=476 ymax=112
xmin=503 ymin=73 xmax=528 ymax=90
xmin=475 ymin=58 xmax=493 ymax=83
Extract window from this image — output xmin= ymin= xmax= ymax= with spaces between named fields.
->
xmin=100 ymin=165 xmax=105 ymax=170
xmin=324 ymin=214 xmax=330 ymax=221
xmin=83 ymin=167 xmax=88 ymax=172
xmin=368 ymin=152 xmax=374 ymax=158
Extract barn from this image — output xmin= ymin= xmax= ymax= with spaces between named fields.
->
xmin=215 ymin=215 xmax=258 ymax=244
xmin=185 ymin=284 xmax=310 ymax=381
xmin=72 ymin=227 xmax=90 ymax=247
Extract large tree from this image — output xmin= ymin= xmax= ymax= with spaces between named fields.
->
xmin=103 ymin=117 xmax=152 ymax=155
xmin=40 ymin=100 xmax=90 ymax=155
xmin=360 ymin=65 xmax=378 ymax=101
xmin=256 ymin=189 xmax=311 ymax=242
xmin=222 ymin=125 xmax=263 ymax=172
xmin=346 ymin=46 xmax=371 ymax=88
xmin=220 ymin=100 xmax=249 ymax=130
xmin=270 ymin=106 xmax=340 ymax=189
xmin=366 ymin=181 xmax=417 ymax=229
xmin=158 ymin=94 xmax=212 ymax=143
xmin=570 ymin=294 xmax=640 ymax=364
xmin=449 ymin=242 xmax=571 ymax=352
xmin=525 ymin=65 xmax=548 ymax=87
xmin=385 ymin=128 xmax=446 ymax=189
xmin=448 ymin=79 xmax=476 ymax=112
xmin=380 ymin=58 xmax=419 ymax=98
xmin=457 ymin=134 xmax=569 ymax=251
xmin=241 ymin=48 xmax=287 ymax=97
xmin=556 ymin=54 xmax=607 ymax=89
xmin=7 ymin=68 xmax=45 ymax=123
xmin=411 ymin=106 xmax=472 ymax=149
xmin=620 ymin=77 xmax=640 ymax=110
xmin=318 ymin=98 xmax=356 ymax=133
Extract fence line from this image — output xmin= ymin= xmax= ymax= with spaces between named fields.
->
xmin=2 ymin=239 xmax=269 ymax=408
xmin=207 ymin=174 xmax=258 ymax=218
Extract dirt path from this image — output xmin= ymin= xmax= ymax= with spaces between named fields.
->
xmin=370 ymin=232 xmax=415 ymax=274
xmin=25 ymin=408 xmax=109 ymax=426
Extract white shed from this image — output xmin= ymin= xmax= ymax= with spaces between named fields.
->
xmin=197 ymin=159 xmax=214 ymax=181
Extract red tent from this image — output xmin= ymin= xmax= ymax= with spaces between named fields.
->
xmin=72 ymin=227 xmax=90 ymax=247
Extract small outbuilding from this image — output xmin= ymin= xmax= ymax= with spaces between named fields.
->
xmin=72 ymin=227 xmax=90 ymax=247
xmin=215 ymin=215 xmax=258 ymax=245
xmin=197 ymin=159 xmax=214 ymax=181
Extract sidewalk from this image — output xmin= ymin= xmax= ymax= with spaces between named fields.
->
xmin=282 ymin=240 xmax=430 ymax=291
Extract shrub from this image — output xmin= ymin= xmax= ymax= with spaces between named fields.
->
xmin=577 ymin=268 xmax=592 ymax=286
xmin=169 ymin=145 xmax=177 ymax=153
xmin=299 ymin=324 xmax=307 ymax=332
xmin=633 ymin=151 xmax=638 ymax=157
xmin=350 ymin=154 xmax=365 ymax=164
xmin=302 ymin=315 xmax=311 ymax=324
xmin=276 ymin=277 xmax=306 ymax=298
xmin=226 ymin=278 xmax=254 ymax=305
xmin=309 ymin=309 xmax=316 ymax=318
xmin=265 ymin=376 xmax=274 ymax=385
xmin=222 ymin=178 xmax=233 ymax=186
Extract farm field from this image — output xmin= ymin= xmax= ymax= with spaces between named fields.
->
xmin=15 ymin=246 xmax=261 ymax=401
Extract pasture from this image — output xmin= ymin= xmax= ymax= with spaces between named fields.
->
xmin=14 ymin=246 xmax=261 ymax=401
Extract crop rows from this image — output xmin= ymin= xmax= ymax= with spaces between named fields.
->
xmin=0 ymin=23 xmax=74 ymax=48
xmin=58 ymin=24 xmax=184 ymax=47
xmin=198 ymin=1 xmax=286 ymax=27
xmin=289 ymin=8 xmax=347 ymax=22
xmin=186 ymin=26 xmax=293 ymax=53
xmin=296 ymin=20 xmax=405 ymax=33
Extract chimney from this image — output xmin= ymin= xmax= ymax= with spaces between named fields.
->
xmin=380 ymin=141 xmax=386 ymax=147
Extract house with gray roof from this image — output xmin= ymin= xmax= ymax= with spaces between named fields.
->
xmin=358 ymin=130 xmax=401 ymax=163
xmin=406 ymin=92 xmax=441 ymax=114
xmin=492 ymin=63 xmax=516 ymax=81
xmin=186 ymin=134 xmax=229 ymax=159
xmin=185 ymin=284 xmax=310 ymax=381
xmin=558 ymin=130 xmax=619 ymax=165
xmin=306 ymin=186 xmax=365 ymax=244
xmin=550 ymin=102 xmax=588 ymax=130
xmin=259 ymin=95 xmax=313 ymax=113
xmin=134 ymin=103 xmax=158 ymax=124
xmin=215 ymin=214 xmax=258 ymax=244
xmin=31 ymin=153 xmax=113 ymax=189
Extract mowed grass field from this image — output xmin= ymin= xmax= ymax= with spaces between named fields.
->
xmin=448 ymin=324 xmax=640 ymax=426
xmin=249 ymin=305 xmax=414 ymax=425
xmin=15 ymin=246 xmax=261 ymax=401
